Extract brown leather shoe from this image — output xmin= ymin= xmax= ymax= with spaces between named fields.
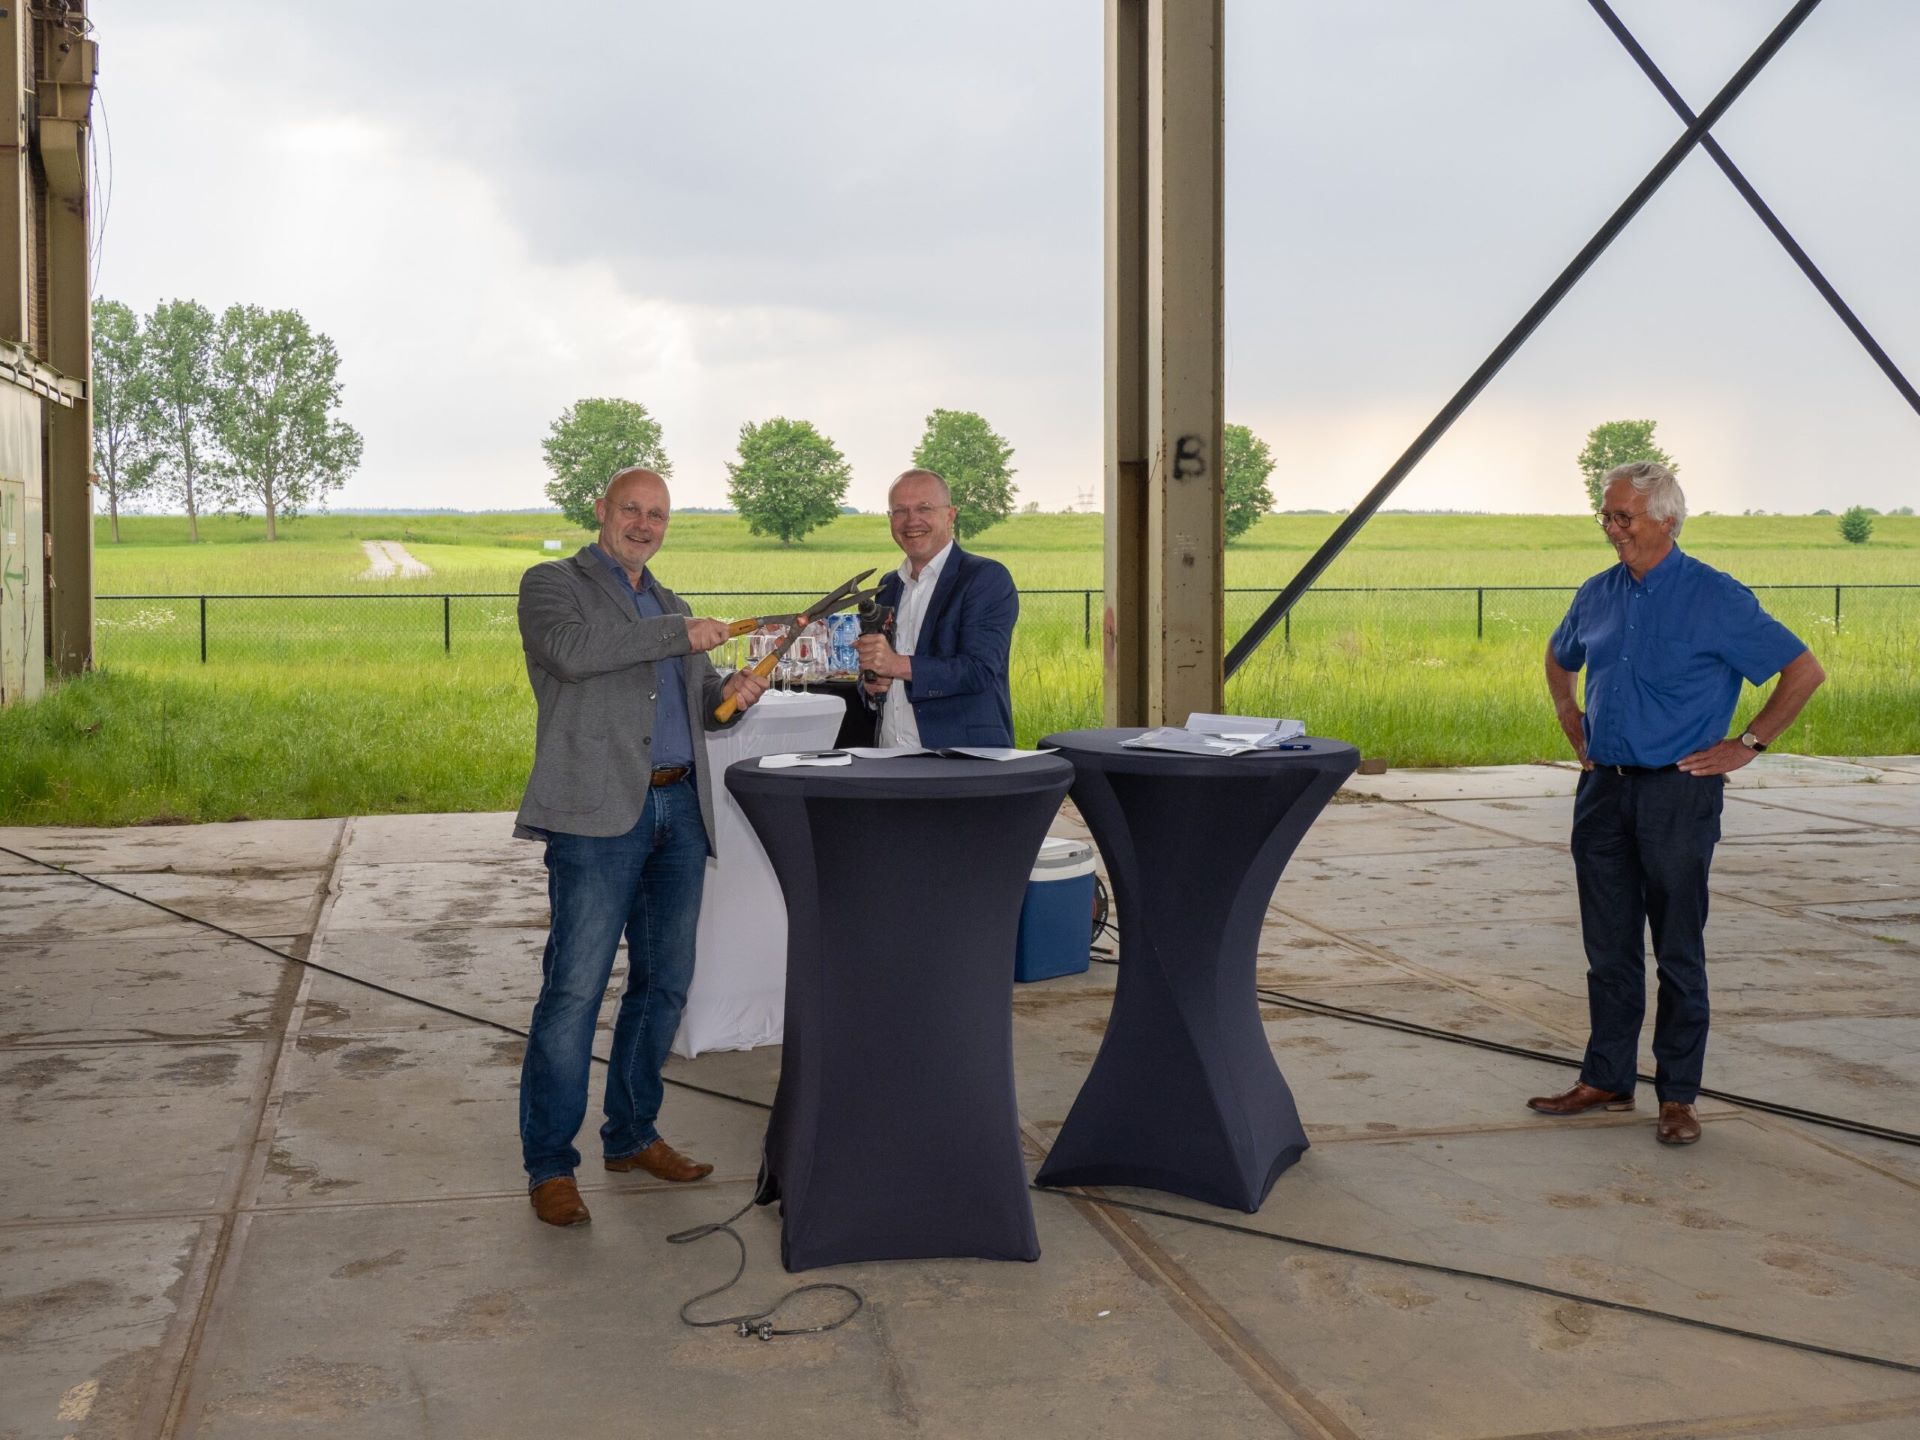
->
xmin=1527 ymin=1081 xmax=1635 ymax=1116
xmin=605 ymin=1138 xmax=713 ymax=1183
xmin=530 ymin=1176 xmax=590 ymax=1226
xmin=1657 ymin=1101 xmax=1702 ymax=1145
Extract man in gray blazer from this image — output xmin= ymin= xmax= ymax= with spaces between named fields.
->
xmin=515 ymin=466 xmax=766 ymax=1227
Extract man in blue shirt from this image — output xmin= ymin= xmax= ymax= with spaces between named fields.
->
xmin=1530 ymin=462 xmax=1824 ymax=1145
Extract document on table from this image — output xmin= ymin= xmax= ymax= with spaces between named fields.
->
xmin=1123 ymin=714 xmax=1308 ymax=758
xmin=842 ymin=745 xmax=1055 ymax=763
xmin=759 ymin=751 xmax=854 ymax=768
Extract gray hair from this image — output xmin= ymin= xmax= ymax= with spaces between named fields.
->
xmin=1605 ymin=460 xmax=1686 ymax=538
xmin=888 ymin=468 xmax=952 ymax=507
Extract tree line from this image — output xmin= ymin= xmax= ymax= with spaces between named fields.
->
xmin=543 ymin=399 xmax=1279 ymax=545
xmin=92 ymin=298 xmax=363 ymax=542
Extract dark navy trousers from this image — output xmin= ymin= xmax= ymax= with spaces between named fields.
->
xmin=1570 ymin=766 xmax=1724 ymax=1104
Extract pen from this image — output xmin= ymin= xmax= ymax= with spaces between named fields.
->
xmin=1272 ymin=743 xmax=1312 ymax=751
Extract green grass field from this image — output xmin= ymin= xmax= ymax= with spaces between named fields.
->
xmin=3 ymin=508 xmax=1914 ymax=825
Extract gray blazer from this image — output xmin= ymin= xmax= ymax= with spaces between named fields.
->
xmin=513 ymin=546 xmax=738 ymax=849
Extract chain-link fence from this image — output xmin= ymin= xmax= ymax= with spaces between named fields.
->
xmin=93 ymin=584 xmax=1920 ymax=667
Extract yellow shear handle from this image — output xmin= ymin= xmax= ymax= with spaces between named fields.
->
xmin=712 ymin=611 xmax=813 ymax=722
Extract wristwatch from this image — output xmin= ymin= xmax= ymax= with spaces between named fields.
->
xmin=1738 ymin=730 xmax=1767 ymax=752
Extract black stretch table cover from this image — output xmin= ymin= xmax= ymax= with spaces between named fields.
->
xmin=1035 ymin=730 xmax=1360 ymax=1212
xmin=726 ymin=752 xmax=1074 ymax=1271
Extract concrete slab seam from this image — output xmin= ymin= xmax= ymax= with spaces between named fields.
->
xmin=151 ymin=817 xmax=349 ymax=1440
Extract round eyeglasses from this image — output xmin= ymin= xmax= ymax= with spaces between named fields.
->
xmin=1597 ymin=509 xmax=1647 ymax=530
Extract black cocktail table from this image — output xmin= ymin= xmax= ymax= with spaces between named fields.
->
xmin=726 ymin=752 xmax=1075 ymax=1271
xmin=1034 ymin=729 xmax=1359 ymax=1211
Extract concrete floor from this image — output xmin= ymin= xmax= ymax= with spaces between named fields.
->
xmin=3 ymin=755 xmax=1918 ymax=1439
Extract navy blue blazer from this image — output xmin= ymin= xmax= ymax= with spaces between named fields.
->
xmin=874 ymin=544 xmax=1019 ymax=748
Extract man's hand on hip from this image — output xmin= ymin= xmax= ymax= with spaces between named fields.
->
xmin=1557 ymin=708 xmax=1593 ymax=770
xmin=721 ymin=669 xmax=769 ymax=711
xmin=1677 ymin=739 xmax=1757 ymax=777
xmin=685 ymin=618 xmax=730 ymax=652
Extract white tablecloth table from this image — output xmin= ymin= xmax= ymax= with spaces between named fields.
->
xmin=672 ymin=689 xmax=845 ymax=1057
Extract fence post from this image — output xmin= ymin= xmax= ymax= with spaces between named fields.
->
xmin=444 ymin=595 xmax=452 ymax=653
xmin=1835 ymin=585 xmax=1842 ymax=631
xmin=199 ymin=596 xmax=207 ymax=664
xmin=1476 ymin=588 xmax=1484 ymax=640
xmin=1284 ymin=608 xmax=1290 ymax=646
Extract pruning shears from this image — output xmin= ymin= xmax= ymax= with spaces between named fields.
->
xmin=713 ymin=569 xmax=880 ymax=722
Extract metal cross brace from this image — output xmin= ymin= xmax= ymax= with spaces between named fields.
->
xmin=1225 ymin=0 xmax=1829 ymax=680
xmin=1587 ymin=0 xmax=1920 ymax=418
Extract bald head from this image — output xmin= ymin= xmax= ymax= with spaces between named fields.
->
xmin=888 ymin=468 xmax=951 ymax=507
xmin=887 ymin=468 xmax=957 ymax=576
xmin=605 ymin=467 xmax=669 ymax=507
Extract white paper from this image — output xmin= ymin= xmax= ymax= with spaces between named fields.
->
xmin=758 ymin=751 xmax=854 ymax=768
xmin=843 ymin=746 xmax=933 ymax=759
xmin=1183 ymin=713 xmax=1306 ymax=741
xmin=938 ymin=747 xmax=1055 ymax=762
xmin=1122 ymin=726 xmax=1313 ymax=758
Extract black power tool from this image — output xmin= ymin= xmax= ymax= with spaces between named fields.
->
xmin=856 ymin=598 xmax=895 ymax=684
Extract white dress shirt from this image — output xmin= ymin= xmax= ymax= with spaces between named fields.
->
xmin=877 ymin=540 xmax=954 ymax=749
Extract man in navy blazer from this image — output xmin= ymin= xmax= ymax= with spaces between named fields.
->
xmin=855 ymin=468 xmax=1018 ymax=748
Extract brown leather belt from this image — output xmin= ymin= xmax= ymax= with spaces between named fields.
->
xmin=650 ymin=766 xmax=690 ymax=787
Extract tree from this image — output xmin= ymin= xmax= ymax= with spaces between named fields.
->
xmin=542 ymin=398 xmax=671 ymax=530
xmin=726 ymin=417 xmax=850 ymax=544
xmin=92 ymin=298 xmax=158 ymax=543
xmin=1222 ymin=423 xmax=1277 ymax=543
xmin=141 ymin=299 xmax=220 ymax=541
xmin=1839 ymin=506 xmax=1874 ymax=545
xmin=209 ymin=305 xmax=363 ymax=540
xmin=1577 ymin=419 xmax=1676 ymax=513
xmin=911 ymin=408 xmax=1016 ymax=539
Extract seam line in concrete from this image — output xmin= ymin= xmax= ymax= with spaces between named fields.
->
xmin=1065 ymin=1192 xmax=1357 ymax=1440
xmin=152 ymin=817 xmax=351 ymax=1440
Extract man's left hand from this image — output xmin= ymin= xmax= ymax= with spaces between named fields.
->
xmin=722 ymin=669 xmax=769 ymax=711
xmin=1677 ymin=740 xmax=1758 ymax=776
xmin=855 ymin=634 xmax=907 ymax=681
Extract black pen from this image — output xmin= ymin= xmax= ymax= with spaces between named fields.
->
xmin=1271 ymin=742 xmax=1312 ymax=751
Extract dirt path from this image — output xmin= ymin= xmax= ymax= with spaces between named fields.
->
xmin=358 ymin=539 xmax=431 ymax=579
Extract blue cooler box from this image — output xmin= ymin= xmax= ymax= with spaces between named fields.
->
xmin=1015 ymin=838 xmax=1097 ymax=983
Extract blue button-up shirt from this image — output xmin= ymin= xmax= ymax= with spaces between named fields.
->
xmin=594 ymin=546 xmax=693 ymax=769
xmin=1550 ymin=546 xmax=1805 ymax=768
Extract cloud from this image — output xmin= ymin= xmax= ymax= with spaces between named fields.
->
xmin=91 ymin=0 xmax=1919 ymax=515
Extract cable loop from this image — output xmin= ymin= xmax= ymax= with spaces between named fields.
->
xmin=668 ymin=1196 xmax=863 ymax=1339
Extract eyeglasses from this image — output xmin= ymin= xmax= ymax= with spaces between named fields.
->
xmin=1597 ymin=509 xmax=1648 ymax=530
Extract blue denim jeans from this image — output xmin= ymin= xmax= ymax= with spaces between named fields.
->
xmin=1570 ymin=766 xmax=1724 ymax=1104
xmin=520 ymin=780 xmax=708 ymax=1188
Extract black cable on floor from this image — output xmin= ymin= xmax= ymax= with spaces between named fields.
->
xmin=1256 ymin=984 xmax=1920 ymax=1147
xmin=1084 ymin=950 xmax=1920 ymax=1148
xmin=666 ymin=1193 xmax=862 ymax=1341
xmin=0 ymin=844 xmax=772 ymax=1112
xmin=2 ymin=844 xmax=829 ymax=1341
xmin=11 ymin=843 xmax=1912 ymax=1369
xmin=1030 ymin=1186 xmax=1920 ymax=1378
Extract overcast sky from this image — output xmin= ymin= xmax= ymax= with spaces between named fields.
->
xmin=93 ymin=1 xmax=1920 ymax=516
